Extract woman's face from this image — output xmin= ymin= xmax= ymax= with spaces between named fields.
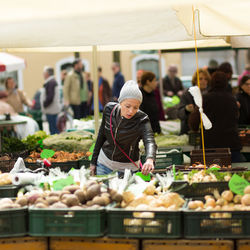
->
xmin=198 ymin=73 xmax=208 ymax=90
xmin=6 ymin=78 xmax=16 ymax=90
xmin=120 ymin=99 xmax=140 ymax=119
xmin=241 ymin=79 xmax=250 ymax=95
xmin=146 ymin=77 xmax=157 ymax=91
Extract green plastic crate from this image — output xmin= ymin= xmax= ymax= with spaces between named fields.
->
xmin=184 ymin=210 xmax=250 ymax=239
xmin=29 ymin=208 xmax=105 ymax=237
xmin=141 ymin=149 xmax=183 ymax=169
xmin=107 ymin=208 xmax=182 ymax=238
xmin=0 ymin=185 xmax=20 ymax=198
xmin=0 ymin=208 xmax=28 ymax=237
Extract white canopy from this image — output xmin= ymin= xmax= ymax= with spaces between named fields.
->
xmin=0 ymin=0 xmax=249 ymax=50
xmin=0 ymin=52 xmax=25 ymax=72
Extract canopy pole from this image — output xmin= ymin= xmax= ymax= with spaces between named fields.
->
xmin=92 ymin=45 xmax=99 ymax=135
xmin=192 ymin=6 xmax=206 ymax=168
xmin=158 ymin=50 xmax=164 ymax=101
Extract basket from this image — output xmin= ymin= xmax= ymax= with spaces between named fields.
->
xmin=0 ymin=150 xmax=29 ymax=173
xmin=29 ymin=207 xmax=105 ymax=237
xmin=190 ymin=148 xmax=231 ymax=167
xmin=107 ymin=208 xmax=182 ymax=238
xmin=184 ymin=210 xmax=250 ymax=239
xmin=0 ymin=208 xmax=28 ymax=237
xmin=170 ymin=181 xmax=229 ymax=198
xmin=188 ymin=132 xmax=201 ymax=146
xmin=0 ymin=185 xmax=20 ymax=198
xmin=141 ymin=149 xmax=183 ymax=169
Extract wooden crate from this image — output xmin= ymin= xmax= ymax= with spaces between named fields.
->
xmin=143 ymin=240 xmax=234 ymax=250
xmin=237 ymin=240 xmax=250 ymax=250
xmin=0 ymin=237 xmax=48 ymax=250
xmin=50 ymin=237 xmax=139 ymax=250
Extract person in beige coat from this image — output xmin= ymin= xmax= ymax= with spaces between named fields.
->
xmin=63 ymin=59 xmax=88 ymax=119
xmin=5 ymin=77 xmax=32 ymax=113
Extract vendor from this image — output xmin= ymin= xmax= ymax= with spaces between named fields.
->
xmin=90 ymin=80 xmax=157 ymax=176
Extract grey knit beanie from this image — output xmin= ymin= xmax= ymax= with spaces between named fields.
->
xmin=118 ymin=80 xmax=143 ymax=103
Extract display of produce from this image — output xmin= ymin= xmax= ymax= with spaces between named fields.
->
xmin=154 ymin=134 xmax=188 ymax=148
xmin=2 ymin=136 xmax=25 ymax=153
xmin=25 ymin=151 xmax=85 ymax=163
xmin=42 ymin=130 xmax=94 ymax=152
xmin=0 ymin=173 xmax=12 ymax=185
xmin=188 ymin=186 xmax=250 ymax=211
xmin=22 ymin=130 xmax=48 ymax=151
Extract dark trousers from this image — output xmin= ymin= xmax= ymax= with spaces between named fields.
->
xmin=71 ymin=102 xmax=88 ymax=119
xmin=46 ymin=114 xmax=59 ymax=135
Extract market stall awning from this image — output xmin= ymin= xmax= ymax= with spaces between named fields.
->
xmin=0 ymin=52 xmax=25 ymax=72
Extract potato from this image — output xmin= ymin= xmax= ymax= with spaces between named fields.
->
xmin=63 ymin=185 xmax=80 ymax=194
xmin=92 ymin=196 xmax=106 ymax=206
xmin=71 ymin=206 xmax=83 ymax=210
xmin=90 ymin=204 xmax=101 ymax=209
xmin=244 ymin=185 xmax=250 ymax=194
xmin=49 ymin=191 xmax=62 ymax=197
xmin=86 ymin=184 xmax=101 ymax=200
xmin=35 ymin=203 xmax=48 ymax=208
xmin=35 ymin=198 xmax=49 ymax=206
xmin=101 ymin=196 xmax=111 ymax=206
xmin=12 ymin=204 xmax=21 ymax=208
xmin=221 ymin=190 xmax=233 ymax=202
xmin=111 ymin=193 xmax=123 ymax=203
xmin=0 ymin=204 xmax=14 ymax=209
xmin=204 ymin=195 xmax=213 ymax=201
xmin=0 ymin=198 xmax=14 ymax=205
xmin=59 ymin=191 xmax=71 ymax=199
xmin=122 ymin=191 xmax=135 ymax=204
xmin=74 ymin=190 xmax=86 ymax=203
xmin=28 ymin=194 xmax=42 ymax=205
xmin=85 ymin=180 xmax=97 ymax=189
xmin=65 ymin=194 xmax=79 ymax=207
xmin=86 ymin=200 xmax=93 ymax=206
xmin=50 ymin=202 xmax=68 ymax=209
xmin=16 ymin=197 xmax=28 ymax=207
xmin=241 ymin=194 xmax=250 ymax=206
xmin=46 ymin=196 xmax=60 ymax=205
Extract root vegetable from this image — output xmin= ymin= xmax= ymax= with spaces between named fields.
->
xmin=194 ymin=200 xmax=204 ymax=208
xmin=16 ymin=197 xmax=28 ymax=207
xmin=50 ymin=202 xmax=68 ymax=208
xmin=92 ymin=196 xmax=106 ymax=206
xmin=244 ymin=185 xmax=250 ymax=194
xmin=216 ymin=198 xmax=227 ymax=206
xmin=46 ymin=196 xmax=59 ymax=205
xmin=206 ymin=198 xmax=216 ymax=208
xmin=221 ymin=191 xmax=233 ymax=202
xmin=65 ymin=195 xmax=79 ymax=207
xmin=111 ymin=193 xmax=123 ymax=203
xmin=86 ymin=184 xmax=101 ymax=200
xmin=241 ymin=194 xmax=250 ymax=206
xmin=35 ymin=203 xmax=48 ymax=208
xmin=74 ymin=190 xmax=86 ymax=203
xmin=63 ymin=185 xmax=80 ymax=194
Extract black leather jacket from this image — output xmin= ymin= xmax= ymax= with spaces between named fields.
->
xmin=91 ymin=102 xmax=157 ymax=166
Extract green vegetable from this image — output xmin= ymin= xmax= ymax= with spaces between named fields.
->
xmin=22 ymin=130 xmax=48 ymax=151
xmin=2 ymin=136 xmax=25 ymax=153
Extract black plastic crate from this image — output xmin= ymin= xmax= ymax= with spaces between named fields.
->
xmin=184 ymin=210 xmax=250 ymax=239
xmin=107 ymin=208 xmax=182 ymax=238
xmin=29 ymin=207 xmax=105 ymax=237
xmin=78 ymin=158 xmax=90 ymax=168
xmin=171 ymin=181 xmax=229 ymax=198
xmin=141 ymin=149 xmax=183 ymax=169
xmin=0 ymin=208 xmax=28 ymax=237
xmin=0 ymin=185 xmax=20 ymax=198
xmin=190 ymin=148 xmax=231 ymax=167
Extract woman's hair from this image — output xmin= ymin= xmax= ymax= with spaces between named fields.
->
xmin=191 ymin=69 xmax=211 ymax=86
xmin=141 ymin=71 xmax=156 ymax=86
xmin=240 ymin=75 xmax=250 ymax=88
xmin=5 ymin=77 xmax=13 ymax=89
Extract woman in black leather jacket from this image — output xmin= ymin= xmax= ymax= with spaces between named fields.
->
xmin=90 ymin=80 xmax=157 ymax=176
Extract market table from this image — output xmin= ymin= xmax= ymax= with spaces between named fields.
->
xmin=0 ymin=119 xmax=27 ymax=152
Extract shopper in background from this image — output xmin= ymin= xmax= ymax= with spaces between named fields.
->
xmin=63 ymin=59 xmax=89 ymax=119
xmin=5 ymin=77 xmax=32 ymax=113
xmin=85 ymin=72 xmax=93 ymax=115
xmin=136 ymin=69 xmax=144 ymax=87
xmin=207 ymin=59 xmax=218 ymax=76
xmin=90 ymin=80 xmax=156 ymax=176
xmin=111 ymin=62 xmax=125 ymax=102
xmin=178 ymin=68 xmax=210 ymax=135
xmin=238 ymin=64 xmax=250 ymax=86
xmin=189 ymin=71 xmax=241 ymax=162
xmin=218 ymin=62 xmax=233 ymax=93
xmin=40 ymin=66 xmax=61 ymax=135
xmin=163 ymin=65 xmax=184 ymax=97
xmin=140 ymin=71 xmax=161 ymax=134
xmin=236 ymin=75 xmax=250 ymax=126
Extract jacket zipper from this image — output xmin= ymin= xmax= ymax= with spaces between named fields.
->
xmin=129 ymin=145 xmax=133 ymax=158
xmin=111 ymin=117 xmax=123 ymax=161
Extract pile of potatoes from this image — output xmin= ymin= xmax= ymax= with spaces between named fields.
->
xmin=188 ymin=185 xmax=250 ymax=212
xmin=0 ymin=181 xmax=123 ymax=210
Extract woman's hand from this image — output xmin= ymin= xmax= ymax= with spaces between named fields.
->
xmin=141 ymin=158 xmax=154 ymax=175
xmin=89 ymin=164 xmax=96 ymax=176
